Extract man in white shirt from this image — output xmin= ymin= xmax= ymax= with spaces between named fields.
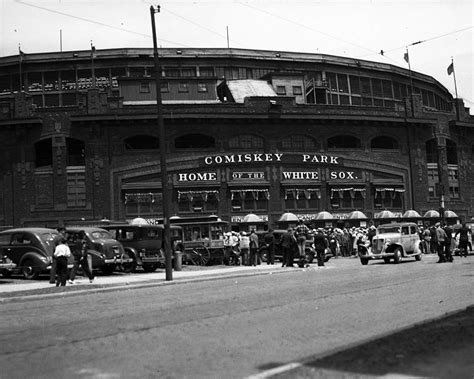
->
xmin=54 ymin=238 xmax=71 ymax=286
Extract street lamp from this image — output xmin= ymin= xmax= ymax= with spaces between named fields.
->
xmin=150 ymin=5 xmax=172 ymax=281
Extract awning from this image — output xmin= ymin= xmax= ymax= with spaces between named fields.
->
xmin=375 ymin=187 xmax=405 ymax=199
xmin=231 ymin=189 xmax=270 ymax=200
xmin=178 ymin=190 xmax=219 ymax=202
xmin=330 ymin=187 xmax=366 ymax=199
xmin=284 ymin=188 xmax=321 ymax=200
xmin=124 ymin=192 xmax=161 ymax=204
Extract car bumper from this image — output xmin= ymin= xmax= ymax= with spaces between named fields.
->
xmin=103 ymin=257 xmax=134 ymax=264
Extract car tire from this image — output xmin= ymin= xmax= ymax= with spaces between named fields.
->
xmin=393 ymin=248 xmax=402 ymax=264
xmin=119 ymin=252 xmax=136 ymax=273
xmin=415 ymin=253 xmax=422 ymax=261
xmin=21 ymin=259 xmax=39 ymax=280
xmin=360 ymin=257 xmax=369 ymax=265
xmin=383 ymin=257 xmax=391 ymax=264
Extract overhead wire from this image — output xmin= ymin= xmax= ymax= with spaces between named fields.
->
xmin=13 ymin=0 xmax=189 ymax=47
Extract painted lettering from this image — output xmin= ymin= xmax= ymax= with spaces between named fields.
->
xmin=178 ymin=172 xmax=217 ymax=181
xmin=330 ymin=171 xmax=357 ymax=179
xmin=283 ymin=171 xmax=319 ymax=180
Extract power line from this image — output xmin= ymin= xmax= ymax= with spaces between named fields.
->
xmin=362 ymin=25 xmax=474 ymax=59
xmin=236 ymin=1 xmax=381 ymax=56
xmin=14 ymin=0 xmax=189 ymax=47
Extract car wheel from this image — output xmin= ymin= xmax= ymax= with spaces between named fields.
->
xmin=415 ymin=253 xmax=422 ymax=261
xmin=360 ymin=257 xmax=369 ymax=265
xmin=101 ymin=265 xmax=115 ymax=275
xmin=21 ymin=259 xmax=39 ymax=280
xmin=119 ymin=252 xmax=136 ymax=273
xmin=383 ymin=257 xmax=391 ymax=264
xmin=142 ymin=264 xmax=159 ymax=273
xmin=393 ymin=248 xmax=402 ymax=264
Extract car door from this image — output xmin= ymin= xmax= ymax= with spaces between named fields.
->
xmin=400 ymin=225 xmax=411 ymax=254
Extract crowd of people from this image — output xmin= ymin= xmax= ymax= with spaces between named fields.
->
xmin=222 ymin=219 xmax=472 ymax=268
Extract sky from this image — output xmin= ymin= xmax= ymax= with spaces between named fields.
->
xmin=1 ymin=0 xmax=473 ymax=112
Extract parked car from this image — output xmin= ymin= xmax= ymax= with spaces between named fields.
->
xmin=103 ymin=223 xmax=183 ymax=272
xmin=358 ymin=222 xmax=422 ymax=265
xmin=65 ymin=227 xmax=130 ymax=274
xmin=0 ymin=227 xmax=69 ymax=279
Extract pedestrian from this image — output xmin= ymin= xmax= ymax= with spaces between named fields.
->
xmin=53 ymin=237 xmax=71 ymax=287
xmin=295 ymin=219 xmax=309 ymax=261
xmin=443 ymin=223 xmax=453 ymax=262
xmin=249 ymin=229 xmax=259 ymax=266
xmin=313 ymin=228 xmax=328 ymax=267
xmin=50 ymin=226 xmax=67 ymax=284
xmin=263 ymin=229 xmax=276 ymax=265
xmin=455 ymin=222 xmax=470 ymax=258
xmin=422 ymin=226 xmax=432 ymax=254
xmin=367 ymin=225 xmax=376 ymax=247
xmin=239 ymin=231 xmax=250 ymax=266
xmin=69 ymin=231 xmax=94 ymax=284
xmin=280 ymin=227 xmax=298 ymax=267
xmin=429 ymin=225 xmax=438 ymax=257
xmin=435 ymin=222 xmax=447 ymax=263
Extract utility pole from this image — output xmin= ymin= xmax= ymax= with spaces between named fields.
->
xmin=150 ymin=5 xmax=172 ymax=281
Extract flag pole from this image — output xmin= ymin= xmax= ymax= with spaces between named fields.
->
xmin=18 ymin=44 xmax=23 ymax=92
xmin=450 ymin=57 xmax=458 ymax=99
xmin=90 ymin=41 xmax=96 ymax=89
xmin=404 ymin=47 xmax=415 ymax=117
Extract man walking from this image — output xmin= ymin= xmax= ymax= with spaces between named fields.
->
xmin=313 ymin=228 xmax=328 ymax=267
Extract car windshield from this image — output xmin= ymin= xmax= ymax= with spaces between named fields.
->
xmin=40 ymin=232 xmax=60 ymax=246
xmin=90 ymin=230 xmax=113 ymax=240
xmin=378 ymin=226 xmax=401 ymax=233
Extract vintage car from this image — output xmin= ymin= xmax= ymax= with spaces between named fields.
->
xmin=65 ymin=227 xmax=131 ymax=274
xmin=0 ymin=227 xmax=68 ymax=279
xmin=358 ymin=222 xmax=422 ymax=265
xmin=103 ymin=223 xmax=183 ymax=272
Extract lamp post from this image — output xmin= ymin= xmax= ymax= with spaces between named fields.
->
xmin=150 ymin=5 xmax=172 ymax=281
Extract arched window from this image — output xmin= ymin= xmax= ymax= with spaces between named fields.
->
xmin=228 ymin=134 xmax=264 ymax=149
xmin=425 ymin=139 xmax=437 ymax=163
xmin=125 ymin=135 xmax=160 ymax=150
xmin=371 ymin=136 xmax=399 ymax=150
xmin=175 ymin=134 xmax=215 ymax=149
xmin=446 ymin=139 xmax=457 ymax=164
xmin=280 ymin=134 xmax=316 ymax=150
xmin=327 ymin=135 xmax=361 ymax=149
xmin=35 ymin=138 xmax=53 ymax=168
xmin=66 ymin=138 xmax=85 ymax=166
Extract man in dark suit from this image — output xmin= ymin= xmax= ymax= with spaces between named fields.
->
xmin=313 ymin=228 xmax=328 ymax=267
xmin=280 ymin=227 xmax=297 ymax=267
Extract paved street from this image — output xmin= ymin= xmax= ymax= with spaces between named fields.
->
xmin=0 ymin=255 xmax=473 ymax=378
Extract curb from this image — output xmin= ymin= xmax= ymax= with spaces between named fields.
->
xmin=0 ymin=266 xmax=303 ymax=303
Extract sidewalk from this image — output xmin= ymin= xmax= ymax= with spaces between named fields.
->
xmin=0 ymin=263 xmax=306 ymax=301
